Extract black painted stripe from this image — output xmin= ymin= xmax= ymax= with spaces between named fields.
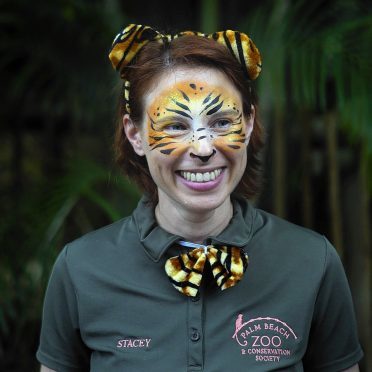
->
xmin=150 ymin=142 xmax=177 ymax=150
xmin=202 ymin=92 xmax=212 ymax=104
xmin=179 ymin=89 xmax=190 ymax=102
xmin=172 ymin=99 xmax=191 ymax=112
xmin=197 ymin=128 xmax=206 ymax=131
xmin=206 ymin=100 xmax=224 ymax=116
xmin=160 ymin=148 xmax=176 ymax=155
xmin=149 ymin=135 xmax=173 ymax=140
xmin=149 ymin=116 xmax=157 ymax=130
xmin=197 ymin=136 xmax=207 ymax=140
xmin=166 ymin=108 xmax=193 ymax=119
xmin=228 ymin=145 xmax=240 ymax=149
xmin=200 ymin=94 xmax=221 ymax=115
xmin=217 ymin=129 xmax=242 ymax=137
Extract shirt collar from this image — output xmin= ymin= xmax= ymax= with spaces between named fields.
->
xmin=132 ymin=194 xmax=255 ymax=262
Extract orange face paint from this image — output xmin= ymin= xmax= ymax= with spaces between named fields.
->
xmin=146 ymin=81 xmax=246 ymax=156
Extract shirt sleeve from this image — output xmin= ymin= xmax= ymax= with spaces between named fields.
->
xmin=303 ymin=237 xmax=363 ymax=371
xmin=36 ymin=245 xmax=91 ymax=371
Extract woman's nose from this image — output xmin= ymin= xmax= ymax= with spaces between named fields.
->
xmin=190 ymin=150 xmax=216 ymax=163
xmin=190 ymin=134 xmax=216 ymax=162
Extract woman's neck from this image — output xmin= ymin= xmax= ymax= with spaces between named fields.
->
xmin=155 ymin=193 xmax=233 ymax=243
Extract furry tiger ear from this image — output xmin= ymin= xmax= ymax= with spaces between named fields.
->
xmin=123 ymin=115 xmax=145 ymax=156
xmin=206 ymin=31 xmax=262 ymax=80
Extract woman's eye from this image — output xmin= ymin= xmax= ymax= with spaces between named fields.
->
xmin=164 ymin=123 xmax=187 ymax=132
xmin=211 ymin=119 xmax=231 ymax=130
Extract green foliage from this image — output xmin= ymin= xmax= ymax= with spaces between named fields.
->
xmin=1 ymin=0 xmax=125 ymax=124
xmin=0 ymin=156 xmax=140 ymax=370
xmin=0 ymin=0 xmax=137 ymax=369
xmin=240 ymin=0 xmax=372 ymax=157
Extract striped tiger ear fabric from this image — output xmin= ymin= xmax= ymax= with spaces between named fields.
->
xmin=207 ymin=30 xmax=262 ymax=80
xmin=123 ymin=80 xmax=131 ymax=113
xmin=175 ymin=30 xmax=206 ymax=38
xmin=109 ymin=25 xmax=262 ymax=81
xmin=108 ymin=24 xmax=163 ymax=75
xmin=165 ymin=242 xmax=248 ymax=297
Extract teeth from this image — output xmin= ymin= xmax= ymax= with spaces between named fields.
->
xmin=180 ymin=169 xmax=222 ymax=183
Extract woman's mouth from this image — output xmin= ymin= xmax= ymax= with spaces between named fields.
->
xmin=176 ymin=168 xmax=225 ymax=191
xmin=179 ymin=168 xmax=222 ymax=183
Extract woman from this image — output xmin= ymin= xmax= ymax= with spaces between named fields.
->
xmin=37 ymin=24 xmax=363 ymax=371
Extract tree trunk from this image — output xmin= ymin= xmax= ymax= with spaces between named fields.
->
xmin=300 ymin=109 xmax=313 ymax=228
xmin=273 ymin=108 xmax=286 ymax=218
xmin=344 ymin=142 xmax=371 ymax=372
xmin=325 ymin=112 xmax=343 ymax=257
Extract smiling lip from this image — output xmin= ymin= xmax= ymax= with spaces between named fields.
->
xmin=176 ymin=168 xmax=225 ymax=191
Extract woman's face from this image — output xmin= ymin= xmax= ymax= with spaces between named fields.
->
xmin=130 ymin=67 xmax=254 ymax=212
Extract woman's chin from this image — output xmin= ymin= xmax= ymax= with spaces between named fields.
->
xmin=174 ymin=190 xmax=231 ymax=214
xmin=169 ymin=169 xmax=234 ymax=212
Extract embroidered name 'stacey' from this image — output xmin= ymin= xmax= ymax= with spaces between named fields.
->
xmin=116 ymin=338 xmax=151 ymax=348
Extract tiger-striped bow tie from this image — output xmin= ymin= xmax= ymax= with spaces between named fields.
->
xmin=165 ymin=241 xmax=248 ymax=297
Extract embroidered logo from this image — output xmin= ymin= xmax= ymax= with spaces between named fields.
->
xmin=116 ymin=338 xmax=152 ymax=349
xmin=232 ymin=314 xmax=297 ymax=363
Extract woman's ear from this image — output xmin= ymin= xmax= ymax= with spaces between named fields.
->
xmin=245 ymin=105 xmax=255 ymax=145
xmin=123 ymin=114 xmax=145 ymax=156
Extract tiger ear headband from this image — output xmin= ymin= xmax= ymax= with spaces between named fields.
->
xmin=108 ymin=24 xmax=262 ymax=113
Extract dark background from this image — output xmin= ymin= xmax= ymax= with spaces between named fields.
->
xmin=1 ymin=0 xmax=371 ymax=370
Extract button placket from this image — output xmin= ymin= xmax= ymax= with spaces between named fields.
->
xmin=187 ymin=293 xmax=203 ymax=371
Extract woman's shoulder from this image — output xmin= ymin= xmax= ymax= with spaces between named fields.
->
xmin=61 ymin=214 xmax=137 ymax=261
xmin=255 ymin=207 xmax=324 ymax=240
xmin=248 ymin=203 xmax=335 ymax=262
xmin=245 ymin=204 xmax=345 ymax=286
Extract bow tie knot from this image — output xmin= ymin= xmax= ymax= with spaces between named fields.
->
xmin=165 ymin=241 xmax=248 ymax=297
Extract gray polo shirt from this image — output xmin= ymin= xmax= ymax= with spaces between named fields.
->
xmin=36 ymin=195 xmax=363 ymax=371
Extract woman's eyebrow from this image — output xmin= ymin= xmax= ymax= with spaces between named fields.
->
xmin=204 ymin=109 xmax=241 ymax=118
xmin=165 ymin=107 xmax=193 ymax=119
xmin=149 ymin=114 xmax=193 ymax=125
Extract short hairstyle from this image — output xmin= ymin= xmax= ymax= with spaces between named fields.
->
xmin=113 ymin=35 xmax=265 ymax=203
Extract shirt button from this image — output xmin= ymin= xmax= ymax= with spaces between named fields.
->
xmin=190 ymin=329 xmax=200 ymax=342
xmin=191 ymin=294 xmax=200 ymax=302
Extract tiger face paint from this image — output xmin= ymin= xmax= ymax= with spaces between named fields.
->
xmin=135 ymin=67 xmax=253 ymax=215
xmin=146 ymin=80 xmax=247 ymax=157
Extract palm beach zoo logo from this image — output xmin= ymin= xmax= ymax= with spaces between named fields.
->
xmin=232 ymin=314 xmax=298 ymax=363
